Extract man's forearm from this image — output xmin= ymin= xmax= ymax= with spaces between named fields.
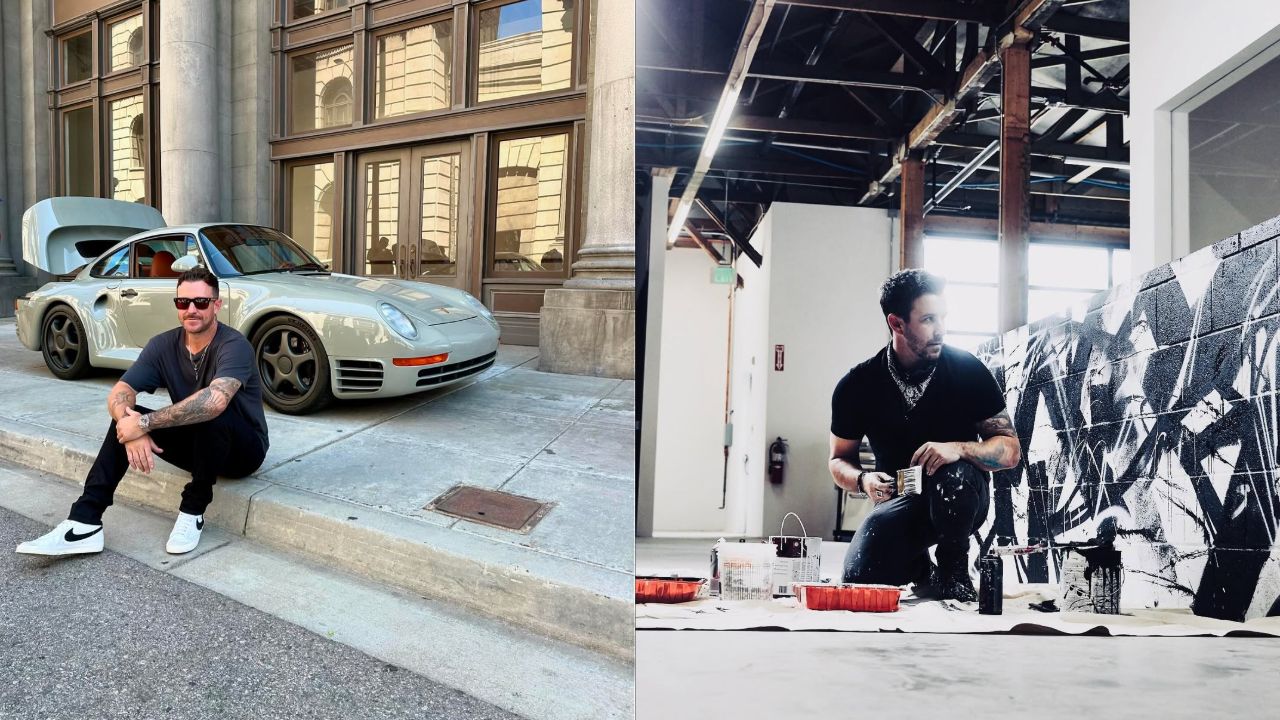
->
xmin=956 ymin=436 xmax=1021 ymax=471
xmin=107 ymin=384 xmax=137 ymax=422
xmin=145 ymin=387 xmax=228 ymax=430
xmin=830 ymin=457 xmax=865 ymax=494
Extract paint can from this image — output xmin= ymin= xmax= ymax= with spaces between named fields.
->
xmin=978 ymin=555 xmax=1003 ymax=615
xmin=1084 ymin=547 xmax=1122 ymax=615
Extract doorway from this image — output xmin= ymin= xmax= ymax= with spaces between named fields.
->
xmin=357 ymin=140 xmax=472 ymax=293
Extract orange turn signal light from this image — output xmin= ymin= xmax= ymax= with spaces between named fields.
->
xmin=392 ymin=353 xmax=449 ymax=367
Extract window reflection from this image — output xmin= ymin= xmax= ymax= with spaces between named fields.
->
xmin=108 ymin=95 xmax=146 ymax=202
xmin=107 ymin=15 xmax=144 ymax=71
xmin=418 ymin=154 xmax=460 ymax=277
xmin=293 ymin=0 xmax=349 ymax=20
xmin=290 ymin=45 xmax=354 ymax=133
xmin=374 ymin=21 xmax=452 ymax=120
xmin=364 ymin=161 xmax=401 ymax=276
xmin=476 ymin=0 xmax=574 ymax=102
xmin=492 ymin=132 xmax=567 ymax=274
xmin=64 ymin=107 xmax=94 ymax=196
xmin=289 ymin=162 xmax=336 ymax=266
xmin=64 ymin=32 xmax=92 ymax=84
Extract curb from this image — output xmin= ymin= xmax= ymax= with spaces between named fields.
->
xmin=0 ymin=418 xmax=632 ymax=660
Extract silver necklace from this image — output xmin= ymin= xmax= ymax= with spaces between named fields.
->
xmin=886 ymin=344 xmax=935 ymax=411
xmin=189 ymin=346 xmax=207 ymax=378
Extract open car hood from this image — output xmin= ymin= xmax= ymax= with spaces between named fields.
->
xmin=22 ymin=197 xmax=166 ymax=275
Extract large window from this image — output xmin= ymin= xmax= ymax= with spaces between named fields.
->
xmin=924 ymin=236 xmax=1131 ymax=351
xmin=374 ymin=21 xmax=452 ymax=120
xmin=52 ymin=5 xmax=158 ymax=204
xmin=290 ymin=44 xmax=355 ymax=133
xmin=288 ymin=161 xmax=337 ymax=266
xmin=476 ymin=0 xmax=574 ymax=103
xmin=1183 ymin=48 xmax=1280 ymax=252
xmin=490 ymin=130 xmax=570 ymax=275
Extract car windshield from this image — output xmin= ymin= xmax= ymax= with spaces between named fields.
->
xmin=198 ymin=225 xmax=326 ymax=277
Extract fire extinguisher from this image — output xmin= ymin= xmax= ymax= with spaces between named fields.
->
xmin=768 ymin=437 xmax=788 ymax=485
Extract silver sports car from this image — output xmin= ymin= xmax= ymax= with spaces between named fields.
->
xmin=15 ymin=197 xmax=500 ymax=414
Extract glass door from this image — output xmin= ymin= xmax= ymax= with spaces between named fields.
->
xmin=357 ymin=141 xmax=471 ymax=292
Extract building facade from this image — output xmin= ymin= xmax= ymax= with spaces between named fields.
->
xmin=0 ymin=0 xmax=633 ymax=377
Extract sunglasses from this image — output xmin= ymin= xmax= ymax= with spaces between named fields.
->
xmin=173 ymin=297 xmax=216 ymax=310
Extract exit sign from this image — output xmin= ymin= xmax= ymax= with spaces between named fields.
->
xmin=711 ymin=266 xmax=734 ymax=284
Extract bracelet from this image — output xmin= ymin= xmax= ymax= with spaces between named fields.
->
xmin=852 ymin=471 xmax=868 ymax=497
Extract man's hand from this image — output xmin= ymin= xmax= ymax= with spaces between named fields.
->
xmin=862 ymin=471 xmax=896 ymax=504
xmin=116 ymin=407 xmax=148 ymax=444
xmin=912 ymin=441 xmax=962 ymax=476
xmin=124 ymin=435 xmax=163 ymax=474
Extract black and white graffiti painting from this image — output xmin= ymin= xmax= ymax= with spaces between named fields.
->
xmin=975 ymin=218 xmax=1280 ymax=621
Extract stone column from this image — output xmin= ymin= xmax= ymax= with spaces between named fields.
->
xmin=0 ymin=1 xmax=48 ymax=314
xmin=537 ymin=0 xmax=636 ymax=378
xmin=160 ymin=0 xmax=220 ymax=224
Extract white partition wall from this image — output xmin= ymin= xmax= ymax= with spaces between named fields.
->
xmin=756 ymin=203 xmax=893 ymax=540
xmin=649 ymin=247 xmax=734 ymax=534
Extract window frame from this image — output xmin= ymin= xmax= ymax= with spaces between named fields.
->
xmin=102 ymin=10 xmax=147 ymax=76
xmin=102 ymin=90 xmax=151 ymax=205
xmin=283 ymin=155 xmax=343 ymax=270
xmin=484 ymin=125 xmax=577 ymax=281
xmin=61 ymin=27 xmax=95 ymax=87
xmin=469 ymin=0 xmax=582 ymax=109
xmin=285 ymin=38 xmax=359 ymax=137
xmin=286 ymin=0 xmax=352 ymax=25
xmin=367 ymin=13 xmax=456 ymax=125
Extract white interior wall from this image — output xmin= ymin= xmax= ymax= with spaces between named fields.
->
xmin=649 ymin=247 xmax=734 ymax=534
xmin=726 ymin=212 xmax=773 ymax=538
xmin=1131 ymin=1 xmax=1280 ymax=271
xmin=760 ymin=203 xmax=892 ymax=540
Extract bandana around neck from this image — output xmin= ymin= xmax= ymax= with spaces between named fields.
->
xmin=886 ymin=343 xmax=936 ymax=410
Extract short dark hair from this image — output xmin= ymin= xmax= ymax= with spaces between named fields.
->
xmin=176 ymin=266 xmax=219 ymax=297
xmin=879 ymin=269 xmax=944 ymax=320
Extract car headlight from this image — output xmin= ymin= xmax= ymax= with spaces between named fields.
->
xmin=459 ymin=292 xmax=495 ymax=321
xmin=378 ymin=302 xmax=418 ymax=340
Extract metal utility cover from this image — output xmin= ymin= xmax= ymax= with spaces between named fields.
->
xmin=426 ymin=485 xmax=552 ymax=533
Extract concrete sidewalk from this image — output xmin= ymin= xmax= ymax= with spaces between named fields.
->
xmin=0 ymin=318 xmax=634 ymax=659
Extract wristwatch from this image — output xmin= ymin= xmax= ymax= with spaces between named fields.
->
xmin=138 ymin=414 xmax=151 ymax=433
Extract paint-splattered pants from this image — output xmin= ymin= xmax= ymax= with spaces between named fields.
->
xmin=841 ymin=460 xmax=990 ymax=585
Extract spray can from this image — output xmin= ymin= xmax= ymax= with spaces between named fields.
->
xmin=709 ymin=538 xmax=725 ymax=597
xmin=978 ymin=554 xmax=1003 ymax=615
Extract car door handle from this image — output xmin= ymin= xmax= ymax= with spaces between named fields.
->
xmin=120 ymin=288 xmax=138 ymax=298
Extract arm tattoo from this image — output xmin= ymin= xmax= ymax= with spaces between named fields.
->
xmin=976 ymin=411 xmax=1017 ymax=439
xmin=146 ymin=378 xmax=241 ymax=430
xmin=108 ymin=384 xmax=137 ymax=421
xmin=965 ymin=411 xmax=1020 ymax=470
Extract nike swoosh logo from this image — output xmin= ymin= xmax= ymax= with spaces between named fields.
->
xmin=196 ymin=518 xmax=204 ymax=530
xmin=64 ymin=526 xmax=102 ymax=542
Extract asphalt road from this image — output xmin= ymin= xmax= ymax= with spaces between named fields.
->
xmin=0 ymin=507 xmax=523 ymax=720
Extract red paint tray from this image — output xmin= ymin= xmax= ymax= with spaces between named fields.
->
xmin=793 ymin=583 xmax=901 ymax=612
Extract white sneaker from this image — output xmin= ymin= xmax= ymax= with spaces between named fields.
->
xmin=166 ymin=512 xmax=204 ymax=554
xmin=16 ymin=520 xmax=104 ymax=556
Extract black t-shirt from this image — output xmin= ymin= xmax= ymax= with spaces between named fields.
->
xmin=830 ymin=344 xmax=1004 ymax=473
xmin=122 ymin=322 xmax=270 ymax=449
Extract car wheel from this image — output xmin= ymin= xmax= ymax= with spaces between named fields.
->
xmin=41 ymin=306 xmax=91 ymax=380
xmin=251 ymin=315 xmax=333 ymax=415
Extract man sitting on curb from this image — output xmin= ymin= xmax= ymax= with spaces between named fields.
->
xmin=17 ymin=266 xmax=269 ymax=557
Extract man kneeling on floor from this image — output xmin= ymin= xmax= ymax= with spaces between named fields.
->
xmin=829 ymin=269 xmax=1020 ymax=602
xmin=17 ymin=266 xmax=269 ymax=557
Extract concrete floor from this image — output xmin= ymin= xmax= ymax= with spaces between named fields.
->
xmin=637 ymin=538 xmax=1280 ymax=719
xmin=638 ymin=631 xmax=1280 ymax=719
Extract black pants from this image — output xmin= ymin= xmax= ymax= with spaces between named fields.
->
xmin=842 ymin=460 xmax=990 ymax=585
xmin=68 ymin=406 xmax=267 ymax=524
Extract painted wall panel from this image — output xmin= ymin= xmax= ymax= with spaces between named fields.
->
xmin=978 ymin=216 xmax=1280 ymax=620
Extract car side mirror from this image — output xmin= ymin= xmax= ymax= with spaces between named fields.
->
xmin=171 ymin=255 xmax=199 ymax=273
